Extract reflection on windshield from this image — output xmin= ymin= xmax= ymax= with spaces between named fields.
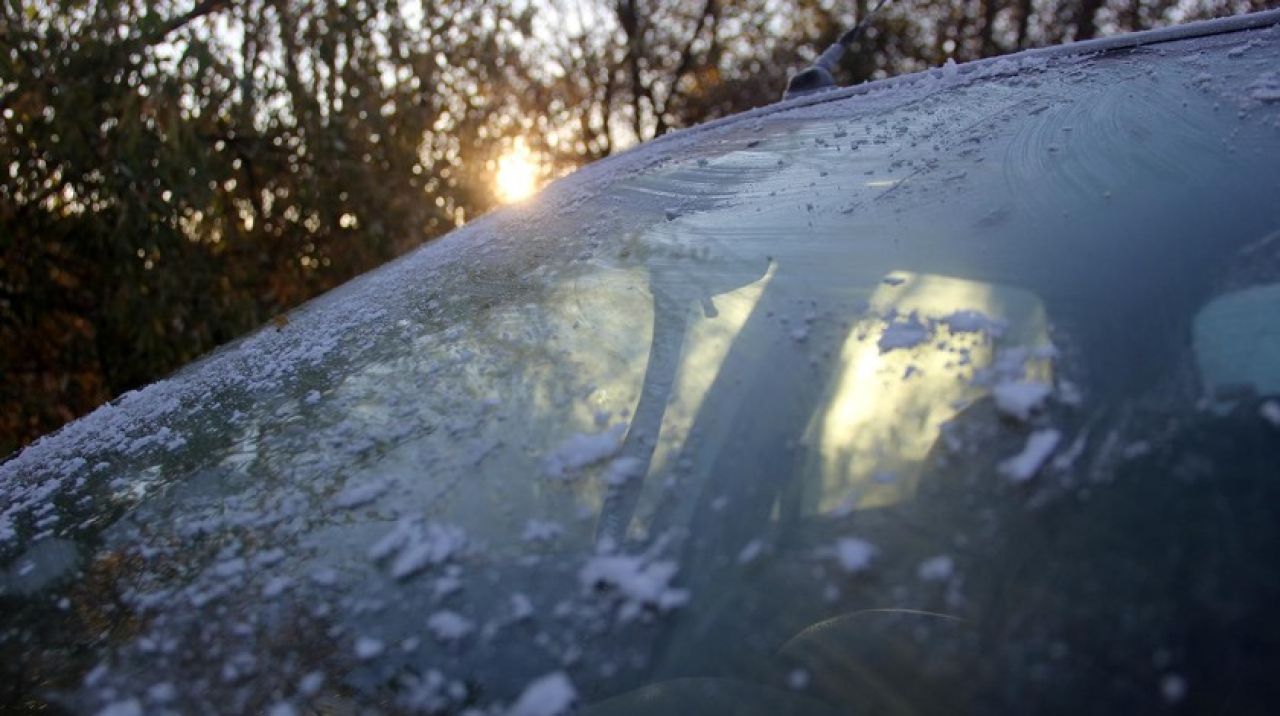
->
xmin=1194 ymin=281 xmax=1280 ymax=402
xmin=806 ymin=272 xmax=1050 ymax=511
xmin=621 ymin=262 xmax=775 ymax=541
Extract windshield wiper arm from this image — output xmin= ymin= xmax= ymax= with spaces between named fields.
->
xmin=783 ymin=0 xmax=892 ymax=100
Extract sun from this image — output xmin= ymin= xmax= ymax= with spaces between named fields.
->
xmin=494 ymin=139 xmax=541 ymax=204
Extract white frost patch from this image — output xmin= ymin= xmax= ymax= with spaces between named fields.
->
xmin=433 ymin=572 xmax=463 ymax=598
xmin=1250 ymin=82 xmax=1280 ymax=102
xmin=974 ymin=345 xmax=1057 ymax=391
xmin=84 ymin=663 xmax=109 ymax=687
xmin=878 ymin=315 xmax=930 ymax=353
xmin=511 ymin=592 xmax=535 ymax=620
xmin=332 ymin=479 xmax=390 ymax=509
xmin=1260 ymin=400 xmax=1280 ymax=428
xmin=1160 ymin=673 xmax=1187 ymax=704
xmin=831 ymin=537 xmax=877 ymax=574
xmin=992 ymin=380 xmax=1052 ymax=421
xmin=507 ymin=672 xmax=577 ymax=716
xmin=1057 ymin=379 xmax=1083 ymax=406
xmin=787 ymin=668 xmax=811 ymax=690
xmin=1122 ymin=440 xmax=1151 ymax=460
xmin=579 ymin=554 xmax=689 ymax=621
xmin=999 ymin=429 xmax=1061 ymax=483
xmin=397 ymin=670 xmax=467 ymax=713
xmin=522 ymin=519 xmax=563 ymax=543
xmin=97 ymin=699 xmax=143 ymax=716
xmin=146 ymin=683 xmax=177 ymax=703
xmin=737 ymin=539 xmax=765 ymax=565
xmin=211 ymin=557 xmax=247 ymax=579
xmin=262 ymin=576 xmax=293 ymax=598
xmin=938 ymin=310 xmax=1006 ymax=337
xmin=253 ymin=548 xmax=286 ymax=567
xmin=544 ymin=424 xmax=626 ymax=477
xmin=427 ymin=610 xmax=474 ymax=642
xmin=298 ymin=671 xmax=326 ymax=696
xmin=368 ymin=519 xmax=466 ymax=580
xmin=1051 ymin=431 xmax=1088 ymax=471
xmin=941 ymin=57 xmax=959 ymax=82
xmin=917 ymin=555 xmax=955 ymax=582
xmin=310 ymin=568 xmax=338 ymax=586
xmin=354 ymin=636 xmax=385 ymax=660
xmin=603 ymin=456 xmax=645 ymax=486
xmin=267 ymin=703 xmax=298 ymax=716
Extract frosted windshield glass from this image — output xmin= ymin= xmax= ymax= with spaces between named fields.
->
xmin=3 ymin=24 xmax=1280 ymax=716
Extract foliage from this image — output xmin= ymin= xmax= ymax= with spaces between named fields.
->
xmin=1 ymin=0 xmax=528 ymax=454
xmin=0 ymin=0 xmax=1268 ymax=455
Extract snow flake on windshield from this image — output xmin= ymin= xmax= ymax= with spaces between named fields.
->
xmin=354 ymin=636 xmax=385 ymax=660
xmin=521 ymin=519 xmax=564 ymax=543
xmin=999 ymin=429 xmax=1062 ymax=482
xmin=1160 ymin=674 xmax=1188 ymax=705
xmin=917 ymin=555 xmax=956 ymax=582
xmin=331 ymin=478 xmax=392 ymax=510
xmin=426 ymin=610 xmax=474 ymax=642
xmin=878 ymin=314 xmax=932 ymax=352
xmin=506 ymin=671 xmax=577 ymax=716
xmin=96 ymin=699 xmax=143 ymax=716
xmin=262 ymin=576 xmax=293 ymax=598
xmin=877 ymin=307 xmax=1009 ymax=357
xmin=603 ymin=456 xmax=646 ymax=486
xmin=543 ymin=424 xmax=626 ymax=477
xmin=298 ymin=672 xmax=325 ymax=696
xmin=940 ymin=57 xmax=960 ymax=82
xmin=737 ymin=539 xmax=766 ymax=565
xmin=511 ymin=592 xmax=536 ymax=620
xmin=830 ymin=537 xmax=877 ymax=574
xmin=579 ymin=552 xmax=689 ymax=622
xmin=1261 ymin=400 xmax=1280 ymax=428
xmin=1248 ymin=72 xmax=1280 ymax=103
xmin=397 ymin=670 xmax=471 ymax=713
xmin=368 ymin=519 xmax=467 ymax=580
xmin=211 ymin=557 xmax=247 ymax=579
xmin=992 ymin=380 xmax=1053 ymax=421
xmin=146 ymin=683 xmax=177 ymax=703
xmin=938 ymin=310 xmax=1007 ymax=337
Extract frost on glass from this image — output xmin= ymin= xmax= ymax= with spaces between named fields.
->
xmin=3 ymin=22 xmax=1280 ymax=716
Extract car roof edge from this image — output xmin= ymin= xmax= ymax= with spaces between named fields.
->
xmin=648 ymin=9 xmax=1280 ymax=147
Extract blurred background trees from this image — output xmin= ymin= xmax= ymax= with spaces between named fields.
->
xmin=1 ymin=0 xmax=1271 ymax=455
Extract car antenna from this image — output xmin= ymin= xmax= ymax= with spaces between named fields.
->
xmin=783 ymin=0 xmax=893 ymax=100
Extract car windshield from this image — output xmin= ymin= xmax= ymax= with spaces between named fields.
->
xmin=4 ymin=20 xmax=1280 ymax=716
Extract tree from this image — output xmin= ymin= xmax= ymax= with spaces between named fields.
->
xmin=0 ymin=0 xmax=528 ymax=455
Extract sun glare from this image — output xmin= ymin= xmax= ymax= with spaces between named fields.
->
xmin=494 ymin=139 xmax=541 ymax=204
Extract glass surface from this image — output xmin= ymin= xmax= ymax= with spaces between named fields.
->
xmin=3 ymin=23 xmax=1280 ymax=716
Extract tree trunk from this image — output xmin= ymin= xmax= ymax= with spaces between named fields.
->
xmin=1076 ymin=0 xmax=1105 ymax=40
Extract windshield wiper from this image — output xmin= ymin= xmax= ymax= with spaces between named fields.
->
xmin=783 ymin=0 xmax=893 ymax=100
